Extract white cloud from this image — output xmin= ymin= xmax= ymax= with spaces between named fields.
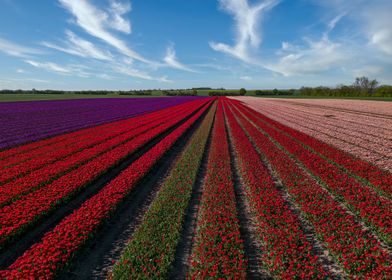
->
xmin=353 ymin=66 xmax=383 ymax=77
xmin=25 ymin=60 xmax=72 ymax=74
xmin=310 ymin=0 xmax=392 ymax=57
xmin=114 ymin=65 xmax=172 ymax=83
xmin=240 ymin=75 xmax=252 ymax=81
xmin=193 ymin=63 xmax=230 ymax=71
xmin=163 ymin=44 xmax=197 ymax=72
xmin=267 ymin=35 xmax=348 ymax=76
xmin=0 ymin=37 xmax=41 ymax=58
xmin=210 ymin=0 xmax=280 ymax=63
xmin=42 ymin=30 xmax=113 ymax=61
xmin=58 ymin=0 xmax=150 ymax=63
xmin=327 ymin=12 xmax=346 ymax=33
xmin=97 ymin=73 xmax=113 ymax=80
xmin=109 ymin=0 xmax=132 ymax=33
xmin=370 ymin=29 xmax=392 ymax=56
xmin=157 ymin=76 xmax=174 ymax=83
xmin=16 ymin=69 xmax=26 ymax=74
xmin=24 ymin=60 xmax=93 ymax=77
xmin=364 ymin=3 xmax=392 ymax=56
xmin=27 ymin=78 xmax=50 ymax=84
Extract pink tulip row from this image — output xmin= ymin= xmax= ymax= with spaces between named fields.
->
xmin=234 ymin=101 xmax=391 ymax=245
xmin=233 ymin=97 xmax=392 ymax=171
xmin=227 ymin=99 xmax=391 ymax=278
xmin=236 ymin=102 xmax=392 ymax=198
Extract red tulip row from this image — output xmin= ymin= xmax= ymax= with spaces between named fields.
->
xmin=235 ymin=100 xmax=392 ymax=198
xmin=233 ymin=101 xmax=391 ymax=244
xmin=189 ymin=101 xmax=247 ymax=279
xmin=0 ymin=103 xmax=190 ymax=185
xmin=111 ymin=102 xmax=216 ymax=279
xmin=0 ymin=99 xmax=212 ymax=279
xmin=223 ymin=101 xmax=327 ymax=279
xmin=227 ymin=99 xmax=391 ymax=278
xmin=0 ymin=99 xmax=211 ymax=247
xmin=0 ymin=105 xmax=190 ymax=207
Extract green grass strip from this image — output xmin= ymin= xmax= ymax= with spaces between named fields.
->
xmin=111 ymin=102 xmax=217 ymax=279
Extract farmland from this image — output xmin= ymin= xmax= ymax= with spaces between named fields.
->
xmin=0 ymin=96 xmax=390 ymax=279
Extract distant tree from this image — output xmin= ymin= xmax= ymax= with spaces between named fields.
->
xmin=239 ymin=88 xmax=247 ymax=96
xmin=353 ymin=76 xmax=379 ymax=94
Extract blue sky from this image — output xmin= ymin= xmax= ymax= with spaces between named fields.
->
xmin=0 ymin=0 xmax=391 ymax=90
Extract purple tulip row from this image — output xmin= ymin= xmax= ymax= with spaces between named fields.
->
xmin=0 ymin=97 xmax=202 ymax=150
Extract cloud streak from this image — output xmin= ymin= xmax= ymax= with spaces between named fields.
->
xmin=266 ymin=35 xmax=348 ymax=76
xmin=25 ymin=60 xmax=72 ymax=74
xmin=163 ymin=44 xmax=197 ymax=72
xmin=25 ymin=60 xmax=94 ymax=77
xmin=42 ymin=30 xmax=113 ymax=61
xmin=114 ymin=64 xmax=173 ymax=83
xmin=210 ymin=0 xmax=279 ymax=62
xmin=58 ymin=0 xmax=150 ymax=63
xmin=0 ymin=37 xmax=42 ymax=58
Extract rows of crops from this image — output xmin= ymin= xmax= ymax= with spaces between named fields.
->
xmin=0 ymin=97 xmax=390 ymax=279
xmin=234 ymin=97 xmax=392 ymax=171
xmin=0 ymin=97 xmax=200 ymax=150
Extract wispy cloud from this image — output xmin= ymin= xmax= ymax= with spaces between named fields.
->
xmin=310 ymin=0 xmax=392 ymax=57
xmin=24 ymin=60 xmax=93 ymax=77
xmin=193 ymin=63 xmax=230 ymax=71
xmin=163 ymin=44 xmax=197 ymax=72
xmin=210 ymin=0 xmax=280 ymax=63
xmin=114 ymin=64 xmax=172 ymax=83
xmin=264 ymin=8 xmax=352 ymax=77
xmin=108 ymin=0 xmax=132 ymax=33
xmin=266 ymin=35 xmax=348 ymax=76
xmin=42 ymin=30 xmax=113 ymax=61
xmin=364 ymin=3 xmax=392 ymax=56
xmin=25 ymin=60 xmax=72 ymax=74
xmin=58 ymin=0 xmax=150 ymax=63
xmin=327 ymin=12 xmax=346 ymax=33
xmin=240 ymin=75 xmax=252 ymax=81
xmin=0 ymin=37 xmax=41 ymax=58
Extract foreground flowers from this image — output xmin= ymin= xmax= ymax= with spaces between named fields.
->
xmin=111 ymin=101 xmax=216 ymax=279
xmin=1 ymin=97 xmax=390 ymax=279
xmin=189 ymin=101 xmax=247 ymax=279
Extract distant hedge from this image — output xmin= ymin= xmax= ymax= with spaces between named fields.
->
xmin=299 ymin=85 xmax=392 ymax=97
xmin=118 ymin=90 xmax=152 ymax=96
xmin=162 ymin=90 xmax=198 ymax=96
xmin=255 ymin=89 xmax=296 ymax=96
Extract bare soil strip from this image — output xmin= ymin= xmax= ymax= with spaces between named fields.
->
xmin=166 ymin=115 xmax=214 ymax=280
xmin=0 ymin=103 xmax=209 ymax=269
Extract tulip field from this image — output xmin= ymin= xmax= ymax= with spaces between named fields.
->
xmin=0 ymin=96 xmax=390 ymax=279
